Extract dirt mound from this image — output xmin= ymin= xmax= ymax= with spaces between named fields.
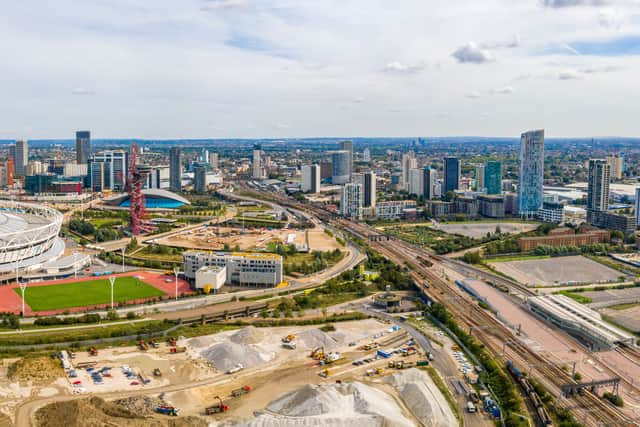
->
xmin=34 ymin=397 xmax=207 ymax=427
xmin=229 ymin=326 xmax=265 ymax=345
xmin=113 ymin=396 xmax=165 ymax=416
xmin=8 ymin=357 xmax=63 ymax=385
xmin=0 ymin=413 xmax=12 ymax=427
xmin=385 ymin=368 xmax=457 ymax=427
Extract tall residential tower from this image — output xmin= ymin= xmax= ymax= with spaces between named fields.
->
xmin=76 ymin=131 xmax=91 ymax=164
xmin=518 ymin=130 xmax=544 ymax=218
xmin=169 ymin=147 xmax=182 ymax=191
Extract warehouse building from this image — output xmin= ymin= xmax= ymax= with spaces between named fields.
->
xmin=527 ymin=294 xmax=635 ymax=351
xmin=183 ymin=251 xmax=283 ymax=288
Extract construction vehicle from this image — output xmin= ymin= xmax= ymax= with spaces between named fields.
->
xmin=324 ymin=352 xmax=341 ymax=364
xmin=149 ymin=340 xmax=160 ymax=349
xmin=310 ymin=347 xmax=325 ymax=360
xmin=416 ymin=360 xmax=429 ymax=367
xmin=227 ymin=363 xmax=244 ymax=374
xmin=88 ymin=347 xmax=98 ymax=356
xmin=402 ymin=347 xmax=417 ymax=357
xmin=319 ymin=368 xmax=331 ymax=378
xmin=282 ymin=341 xmax=296 ymax=350
xmin=153 ymin=368 xmax=162 ymax=377
xmin=205 ymin=396 xmax=228 ymax=414
xmin=363 ymin=342 xmax=379 ymax=351
xmin=399 ymin=361 xmax=415 ymax=369
xmin=139 ymin=340 xmax=149 ymax=351
xmin=167 ymin=337 xmax=177 ymax=347
xmin=231 ymin=385 xmax=252 ymax=397
xmin=282 ymin=334 xmax=296 ymax=343
xmin=366 ymin=367 xmax=385 ymax=376
xmin=169 ymin=346 xmax=186 ymax=354
xmin=155 ymin=406 xmax=179 ymax=416
xmin=68 ymin=350 xmax=77 ymax=359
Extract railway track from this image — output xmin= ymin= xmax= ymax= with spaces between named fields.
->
xmin=237 ymin=187 xmax=635 ymax=426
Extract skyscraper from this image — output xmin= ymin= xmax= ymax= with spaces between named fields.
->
xmin=252 ymin=144 xmax=263 ymax=179
xmin=518 ymin=130 xmax=544 ymax=218
xmin=340 ymin=182 xmax=363 ymax=219
xmin=587 ymin=159 xmax=610 ymax=213
xmin=194 ymin=166 xmax=207 ymax=193
xmin=408 ymin=169 xmax=423 ymax=197
xmin=331 ymin=151 xmax=351 ymax=185
xmin=606 ymin=154 xmax=623 ymax=180
xmin=301 ymin=164 xmax=321 ymax=193
xmin=362 ymin=147 xmax=371 ymax=162
xmin=76 ymin=131 xmax=91 ymax=164
xmin=169 ymin=147 xmax=182 ymax=191
xmin=485 ymin=161 xmax=502 ymax=195
xmin=339 ymin=140 xmax=353 ymax=178
xmin=354 ymin=171 xmax=376 ymax=208
xmin=423 ymin=166 xmax=437 ymax=200
xmin=443 ymin=157 xmax=460 ymax=194
xmin=635 ymin=188 xmax=640 ymax=228
xmin=10 ymin=140 xmax=28 ymax=176
xmin=474 ymin=164 xmax=485 ymax=191
xmin=401 ymin=151 xmax=417 ymax=191
xmin=209 ymin=152 xmax=219 ymax=170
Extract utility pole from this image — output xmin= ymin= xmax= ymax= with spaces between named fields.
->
xmin=109 ymin=276 xmax=116 ymax=310
xmin=173 ymin=266 xmax=179 ymax=301
xmin=121 ymin=247 xmax=125 ymax=273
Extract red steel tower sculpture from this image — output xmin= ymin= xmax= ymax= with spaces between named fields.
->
xmin=128 ymin=142 xmax=146 ymax=235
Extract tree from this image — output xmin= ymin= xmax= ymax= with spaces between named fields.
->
xmin=462 ymin=251 xmax=482 ymax=264
xmin=611 ymin=230 xmax=625 ymax=241
xmin=495 ymin=225 xmax=502 ymax=234
xmin=443 ymin=191 xmax=456 ymax=202
xmin=106 ymin=309 xmax=119 ymax=321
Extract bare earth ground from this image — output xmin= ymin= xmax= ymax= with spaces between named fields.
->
xmin=599 ymin=306 xmax=640 ymax=333
xmin=154 ymin=225 xmax=339 ymax=252
xmin=583 ymin=287 xmax=640 ymax=305
xmin=489 ymin=255 xmax=621 ymax=286
xmin=431 ymin=222 xmax=538 ymax=239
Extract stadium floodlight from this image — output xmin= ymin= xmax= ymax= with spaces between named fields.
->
xmin=19 ymin=280 xmax=27 ymax=318
xmin=108 ymin=276 xmax=116 ymax=310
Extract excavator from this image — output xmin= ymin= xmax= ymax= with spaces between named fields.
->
xmin=205 ymin=396 xmax=228 ymax=414
xmin=310 ymin=346 xmax=325 ymax=360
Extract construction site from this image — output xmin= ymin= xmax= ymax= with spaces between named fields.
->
xmin=1 ymin=317 xmax=473 ymax=427
xmin=152 ymin=224 xmax=340 ymax=253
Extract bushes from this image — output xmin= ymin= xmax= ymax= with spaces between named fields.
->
xmin=462 ymin=251 xmax=482 ymax=264
xmin=33 ymin=314 xmax=101 ymax=326
xmin=603 ymin=392 xmax=624 ymax=407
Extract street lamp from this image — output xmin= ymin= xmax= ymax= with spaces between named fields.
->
xmin=19 ymin=280 xmax=27 ymax=318
xmin=173 ymin=266 xmax=179 ymax=301
xmin=108 ymin=276 xmax=116 ymax=310
xmin=121 ymin=247 xmax=125 ymax=273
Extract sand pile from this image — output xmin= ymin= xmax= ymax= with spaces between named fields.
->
xmin=385 ymin=368 xmax=457 ymax=427
xmin=200 ymin=342 xmax=269 ymax=372
xmin=229 ymin=326 xmax=265 ymax=345
xmin=34 ymin=397 xmax=207 ymax=427
xmin=8 ymin=357 xmax=63 ymax=385
xmin=238 ymin=382 xmax=415 ymax=427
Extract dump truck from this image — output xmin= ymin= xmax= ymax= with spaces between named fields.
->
xmin=319 ymin=368 xmax=331 ymax=378
xmin=155 ymin=406 xmax=179 ymax=416
xmin=282 ymin=334 xmax=296 ymax=343
xmin=282 ymin=341 xmax=296 ymax=350
xmin=363 ymin=342 xmax=379 ymax=351
xmin=324 ymin=352 xmax=341 ymax=363
xmin=149 ymin=340 xmax=160 ymax=349
xmin=168 ymin=337 xmax=177 ymax=347
xmin=231 ymin=385 xmax=251 ymax=397
xmin=206 ymin=396 xmax=228 ymax=414
xmin=366 ymin=367 xmax=385 ymax=376
xmin=402 ymin=347 xmax=417 ymax=357
xmin=399 ymin=361 xmax=415 ymax=369
xmin=88 ymin=347 xmax=98 ymax=356
xmin=139 ymin=340 xmax=149 ymax=351
xmin=169 ymin=346 xmax=186 ymax=354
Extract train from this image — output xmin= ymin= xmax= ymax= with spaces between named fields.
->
xmin=506 ymin=361 xmax=553 ymax=427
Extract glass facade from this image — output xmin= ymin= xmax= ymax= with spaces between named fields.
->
xmin=518 ymin=130 xmax=544 ymax=217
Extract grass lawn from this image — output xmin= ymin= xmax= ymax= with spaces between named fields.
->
xmin=486 ymin=254 xmax=551 ymax=263
xmin=609 ymin=302 xmax=640 ymax=311
xmin=15 ymin=277 xmax=165 ymax=311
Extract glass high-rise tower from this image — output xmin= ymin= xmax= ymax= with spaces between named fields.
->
xmin=518 ymin=130 xmax=544 ymax=218
xmin=443 ymin=157 xmax=460 ymax=193
xmin=485 ymin=161 xmax=502 ymax=195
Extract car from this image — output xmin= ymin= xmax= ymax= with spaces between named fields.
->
xmin=72 ymin=381 xmax=82 ymax=386
xmin=102 ymin=373 xmax=112 ymax=378
xmin=130 ymin=381 xmax=139 ymax=385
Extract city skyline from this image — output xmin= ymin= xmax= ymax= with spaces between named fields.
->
xmin=2 ymin=1 xmax=640 ymax=139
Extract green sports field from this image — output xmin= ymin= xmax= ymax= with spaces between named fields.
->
xmin=15 ymin=276 xmax=165 ymax=311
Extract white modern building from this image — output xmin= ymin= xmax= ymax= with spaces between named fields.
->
xmin=301 ymin=164 xmax=321 ymax=193
xmin=374 ymin=200 xmax=417 ymax=220
xmin=401 ymin=151 xmax=417 ymax=191
xmin=340 ymin=182 xmax=363 ymax=219
xmin=252 ymin=144 xmax=264 ymax=180
xmin=331 ymin=151 xmax=351 ymax=185
xmin=408 ymin=168 xmax=423 ymax=197
xmin=353 ymin=171 xmax=376 ymax=209
xmin=195 ymin=265 xmax=226 ymax=291
xmin=184 ymin=252 xmax=283 ymax=288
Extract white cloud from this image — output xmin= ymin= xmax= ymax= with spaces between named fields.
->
xmin=451 ymin=42 xmax=494 ymax=64
xmin=491 ymin=86 xmax=515 ymax=95
xmin=598 ymin=9 xmax=624 ymax=30
xmin=71 ymin=87 xmax=95 ymax=96
xmin=540 ymin=0 xmax=613 ymax=7
xmin=201 ymin=0 xmax=246 ymax=11
xmin=352 ymin=97 xmax=365 ymax=103
xmin=558 ymin=70 xmax=583 ymax=80
xmin=383 ymin=61 xmax=424 ymax=73
xmin=465 ymin=91 xmax=482 ymax=99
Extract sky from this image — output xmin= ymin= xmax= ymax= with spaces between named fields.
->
xmin=2 ymin=0 xmax=640 ymax=139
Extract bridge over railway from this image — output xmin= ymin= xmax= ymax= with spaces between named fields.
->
xmin=561 ymin=377 xmax=621 ymax=397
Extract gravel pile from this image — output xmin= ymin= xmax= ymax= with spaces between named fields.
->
xmin=385 ymin=368 xmax=457 ymax=427
xmin=237 ymin=382 xmax=414 ymax=427
xmin=295 ymin=329 xmax=340 ymax=350
xmin=229 ymin=326 xmax=265 ymax=345
xmin=200 ymin=341 xmax=268 ymax=372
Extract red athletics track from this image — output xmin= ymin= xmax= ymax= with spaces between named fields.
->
xmin=0 ymin=271 xmax=193 ymax=316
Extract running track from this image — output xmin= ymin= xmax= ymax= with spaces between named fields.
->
xmin=0 ymin=271 xmax=192 ymax=316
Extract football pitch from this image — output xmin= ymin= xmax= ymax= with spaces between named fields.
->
xmin=14 ymin=276 xmax=166 ymax=311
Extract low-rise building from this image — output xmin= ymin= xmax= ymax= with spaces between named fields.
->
xmin=374 ymin=200 xmax=417 ymax=220
xmin=518 ymin=229 xmax=609 ymax=251
xmin=588 ymin=210 xmax=636 ymax=235
xmin=183 ymin=252 xmax=283 ymax=288
xmin=478 ymin=195 xmax=505 ymax=218
xmin=537 ymin=196 xmax=565 ymax=224
xmin=195 ymin=265 xmax=226 ymax=291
